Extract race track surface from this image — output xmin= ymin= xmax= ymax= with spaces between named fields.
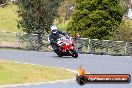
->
xmin=0 ymin=49 xmax=131 ymax=88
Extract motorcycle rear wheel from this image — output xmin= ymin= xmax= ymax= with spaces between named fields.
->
xmin=71 ymin=49 xmax=78 ymax=58
xmin=57 ymin=52 xmax=62 ymax=57
xmin=56 ymin=50 xmax=62 ymax=57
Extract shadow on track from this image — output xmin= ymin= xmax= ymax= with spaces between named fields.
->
xmin=53 ymin=56 xmax=78 ymax=59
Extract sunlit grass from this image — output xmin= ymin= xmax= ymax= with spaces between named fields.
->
xmin=0 ymin=60 xmax=75 ymax=85
xmin=0 ymin=4 xmax=22 ymax=32
xmin=54 ymin=18 xmax=70 ymax=31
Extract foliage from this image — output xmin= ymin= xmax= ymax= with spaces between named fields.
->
xmin=111 ymin=20 xmax=132 ymax=41
xmin=58 ymin=0 xmax=75 ymax=20
xmin=121 ymin=0 xmax=130 ymax=14
xmin=17 ymin=0 xmax=63 ymax=34
xmin=17 ymin=0 xmax=63 ymax=50
xmin=67 ymin=0 xmax=124 ymax=39
xmin=0 ymin=0 xmax=7 ymax=5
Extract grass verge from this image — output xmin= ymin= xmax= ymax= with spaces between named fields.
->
xmin=0 ymin=60 xmax=75 ymax=85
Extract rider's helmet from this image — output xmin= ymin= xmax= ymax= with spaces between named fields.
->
xmin=51 ymin=25 xmax=57 ymax=34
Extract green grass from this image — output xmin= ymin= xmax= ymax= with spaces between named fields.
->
xmin=0 ymin=33 xmax=17 ymax=42
xmin=0 ymin=4 xmax=22 ymax=33
xmin=0 ymin=60 xmax=75 ymax=85
xmin=0 ymin=4 xmax=69 ymax=33
xmin=54 ymin=18 xmax=70 ymax=31
xmin=123 ymin=19 xmax=132 ymax=28
xmin=0 ymin=33 xmax=19 ymax=47
xmin=0 ymin=4 xmax=22 ymax=45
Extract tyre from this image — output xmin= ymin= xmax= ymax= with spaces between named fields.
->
xmin=57 ymin=51 xmax=62 ymax=57
xmin=71 ymin=49 xmax=78 ymax=58
xmin=76 ymin=75 xmax=86 ymax=85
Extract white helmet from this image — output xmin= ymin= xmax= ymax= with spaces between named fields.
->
xmin=51 ymin=25 xmax=57 ymax=31
xmin=51 ymin=25 xmax=57 ymax=34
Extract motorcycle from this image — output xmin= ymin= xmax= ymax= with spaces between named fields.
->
xmin=56 ymin=36 xmax=78 ymax=58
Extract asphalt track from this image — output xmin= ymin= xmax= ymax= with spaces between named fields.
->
xmin=0 ymin=49 xmax=132 ymax=88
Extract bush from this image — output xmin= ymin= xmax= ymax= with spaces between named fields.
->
xmin=111 ymin=20 xmax=132 ymax=42
xmin=67 ymin=0 xmax=124 ymax=39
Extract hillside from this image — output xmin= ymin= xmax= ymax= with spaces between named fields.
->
xmin=0 ymin=4 xmax=22 ymax=32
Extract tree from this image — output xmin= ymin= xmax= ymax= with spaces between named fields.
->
xmin=111 ymin=20 xmax=132 ymax=41
xmin=0 ymin=0 xmax=8 ymax=7
xmin=58 ymin=0 xmax=75 ymax=20
xmin=66 ymin=0 xmax=124 ymax=39
xmin=0 ymin=0 xmax=6 ymax=4
xmin=121 ymin=0 xmax=130 ymax=9
xmin=17 ymin=0 xmax=62 ymax=49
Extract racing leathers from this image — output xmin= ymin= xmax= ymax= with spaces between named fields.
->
xmin=49 ymin=30 xmax=67 ymax=54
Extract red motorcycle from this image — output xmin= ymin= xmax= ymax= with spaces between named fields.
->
xmin=56 ymin=36 xmax=78 ymax=58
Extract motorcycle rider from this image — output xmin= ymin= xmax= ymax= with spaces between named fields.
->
xmin=48 ymin=25 xmax=68 ymax=54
